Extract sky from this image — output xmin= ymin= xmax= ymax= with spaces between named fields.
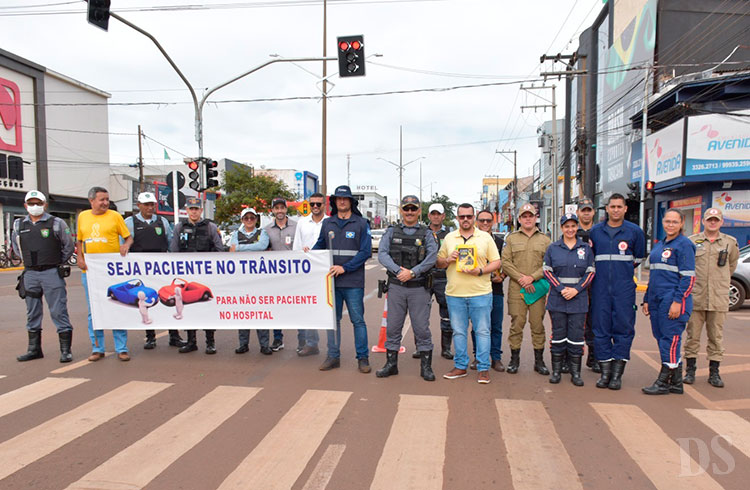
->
xmin=1 ymin=0 xmax=606 ymax=208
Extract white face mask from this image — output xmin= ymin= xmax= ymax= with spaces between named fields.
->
xmin=27 ymin=204 xmax=45 ymax=217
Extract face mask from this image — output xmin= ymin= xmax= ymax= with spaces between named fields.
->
xmin=27 ymin=205 xmax=45 ymax=216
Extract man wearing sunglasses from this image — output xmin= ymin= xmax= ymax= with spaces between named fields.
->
xmin=376 ymin=195 xmax=438 ymax=381
xmin=293 ymin=192 xmax=327 ymax=356
xmin=230 ymin=207 xmax=271 ymax=355
xmin=436 ymin=203 xmax=501 ymax=384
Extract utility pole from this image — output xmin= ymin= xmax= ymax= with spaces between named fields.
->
xmin=321 ymin=0 xmax=328 ymax=198
xmin=496 ymin=150 xmax=517 ymax=231
xmin=484 ymin=174 xmax=500 ymax=230
xmin=137 ymin=124 xmax=144 ymax=193
xmin=419 ymin=159 xmax=423 ymax=204
xmin=377 ymin=126 xmax=424 ymax=204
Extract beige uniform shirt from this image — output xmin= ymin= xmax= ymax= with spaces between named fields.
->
xmin=689 ymin=232 xmax=739 ymax=311
xmin=501 ymin=229 xmax=551 ymax=294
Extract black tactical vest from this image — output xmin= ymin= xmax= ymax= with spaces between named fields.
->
xmin=179 ymin=220 xmax=216 ymax=252
xmin=131 ymin=215 xmax=169 ymax=252
xmin=18 ymin=217 xmax=62 ymax=267
xmin=388 ymin=224 xmax=428 ymax=276
xmin=431 ymin=226 xmax=450 ymax=278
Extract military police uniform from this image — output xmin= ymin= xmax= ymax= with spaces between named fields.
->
xmin=428 ymin=220 xmax=454 ymax=358
xmin=685 ymin=207 xmax=740 ymax=387
xmin=376 ymin=195 xmax=438 ymax=381
xmin=12 ymin=190 xmax=76 ymax=363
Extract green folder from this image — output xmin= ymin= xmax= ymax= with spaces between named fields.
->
xmin=520 ymin=278 xmax=550 ymax=305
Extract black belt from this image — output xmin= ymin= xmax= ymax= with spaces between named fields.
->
xmin=388 ymin=278 xmax=426 ymax=288
xmin=25 ymin=265 xmax=57 ymax=272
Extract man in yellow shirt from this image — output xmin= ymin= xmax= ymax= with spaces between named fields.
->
xmin=436 ymin=203 xmax=501 ymax=384
xmin=77 ymin=187 xmax=133 ymax=361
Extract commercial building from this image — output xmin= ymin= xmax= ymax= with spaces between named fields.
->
xmin=254 ymin=167 xmax=319 ymax=201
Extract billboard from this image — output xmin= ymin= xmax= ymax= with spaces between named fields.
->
xmin=712 ymin=190 xmax=750 ymax=227
xmin=646 ymin=119 xmax=684 ymax=183
xmin=686 ymin=111 xmax=750 ymax=176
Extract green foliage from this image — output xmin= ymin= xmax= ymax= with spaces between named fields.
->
xmin=421 ymin=193 xmax=457 ymax=226
xmin=213 ymin=165 xmax=297 ymax=229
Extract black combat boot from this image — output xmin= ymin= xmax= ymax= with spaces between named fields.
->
xmin=179 ymin=330 xmax=198 ymax=353
xmin=669 ymin=362 xmax=683 ymax=394
xmin=561 ymin=351 xmax=570 ymax=374
xmin=642 ymin=364 xmax=672 ymax=395
xmin=549 ymin=352 xmax=563 ymax=384
xmin=58 ymin=330 xmax=73 ymax=363
xmin=596 ymin=360 xmax=612 ymax=388
xmin=506 ymin=349 xmax=521 ymax=374
xmin=684 ymin=357 xmax=697 ymax=384
xmin=420 ymin=350 xmax=436 ymax=381
xmin=376 ymin=350 xmax=399 ymax=378
xmin=708 ymin=360 xmax=724 ymax=388
xmin=205 ymin=330 xmax=216 ymax=355
xmin=441 ymin=330 xmax=453 ymax=360
xmin=18 ymin=330 xmax=43 ymax=362
xmin=168 ymin=330 xmax=187 ymax=347
xmin=608 ymin=359 xmax=627 ymax=390
xmin=533 ymin=348 xmax=549 ymax=375
xmin=587 ymin=345 xmax=601 ymax=373
xmin=569 ymin=355 xmax=584 ymax=387
xmin=412 ymin=350 xmax=420 ymax=359
xmin=144 ymin=330 xmax=157 ymax=350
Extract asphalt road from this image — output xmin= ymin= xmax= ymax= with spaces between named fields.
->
xmin=0 ymin=262 xmax=749 ymax=490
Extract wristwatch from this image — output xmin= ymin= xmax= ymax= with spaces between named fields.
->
xmin=478 ymin=268 xmax=484 ymax=276
xmin=410 ymin=270 xmax=416 ymax=279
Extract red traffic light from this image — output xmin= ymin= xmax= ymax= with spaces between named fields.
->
xmin=187 ymin=161 xmax=199 ymax=171
xmin=351 ymin=40 xmax=362 ymax=50
xmin=645 ymin=180 xmax=655 ymax=191
xmin=339 ymin=41 xmax=350 ymax=51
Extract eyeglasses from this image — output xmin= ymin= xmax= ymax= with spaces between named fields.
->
xmin=242 ymin=215 xmax=257 ymax=220
xmin=310 ymin=202 xmax=324 ymax=207
xmin=477 ymin=218 xmax=493 ymax=223
xmin=402 ymin=206 xmax=419 ymax=212
xmin=458 ymin=215 xmax=474 ymax=220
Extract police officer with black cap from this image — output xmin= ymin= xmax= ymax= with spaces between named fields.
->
xmin=376 ymin=195 xmax=438 ymax=381
xmin=170 ymin=197 xmax=224 ymax=354
xmin=125 ymin=191 xmax=186 ymax=349
xmin=12 ymin=190 xmax=75 ymax=363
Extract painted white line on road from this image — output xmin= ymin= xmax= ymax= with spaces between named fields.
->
xmin=66 ymin=385 xmax=261 ymax=490
xmin=592 ymin=403 xmax=723 ymax=490
xmin=496 ymin=399 xmax=582 ymax=490
xmin=687 ymin=408 xmax=750 ymax=460
xmin=0 ymin=380 xmax=171 ymax=481
xmin=371 ymin=394 xmax=448 ymax=490
xmin=301 ymin=444 xmax=346 ymax=490
xmin=0 ymin=375 xmax=5 ymax=379
xmin=0 ymin=377 xmax=88 ymax=419
xmin=50 ymin=352 xmax=115 ymax=375
xmin=218 ymin=389 xmax=352 ymax=490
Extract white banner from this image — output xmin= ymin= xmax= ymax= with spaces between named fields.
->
xmin=646 ymin=118 xmax=684 ymax=183
xmin=85 ymin=251 xmax=335 ymax=330
xmin=686 ymin=111 xmax=750 ymax=176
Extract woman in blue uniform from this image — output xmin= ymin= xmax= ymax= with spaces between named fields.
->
xmin=543 ymin=214 xmax=596 ymax=386
xmin=642 ymin=209 xmax=696 ymax=395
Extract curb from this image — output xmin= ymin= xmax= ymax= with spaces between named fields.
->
xmin=0 ymin=266 xmax=24 ymax=273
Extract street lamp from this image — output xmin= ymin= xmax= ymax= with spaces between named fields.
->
xmin=377 ymin=156 xmax=425 ymax=204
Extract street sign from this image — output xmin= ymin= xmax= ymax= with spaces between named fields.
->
xmin=166 ymin=190 xmax=187 ymax=210
xmin=166 ymin=171 xmax=186 ymax=189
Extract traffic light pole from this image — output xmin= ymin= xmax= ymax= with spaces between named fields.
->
xmin=638 ymin=66 xmax=650 ymax=281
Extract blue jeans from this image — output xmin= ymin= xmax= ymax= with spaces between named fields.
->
xmin=446 ymin=293 xmax=492 ymax=371
xmin=327 ymin=287 xmax=369 ymax=359
xmin=82 ymin=272 xmax=128 ymax=353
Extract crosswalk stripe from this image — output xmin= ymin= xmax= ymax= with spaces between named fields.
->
xmin=50 ymin=353 xmax=114 ymax=375
xmin=371 ymin=394 xmax=448 ymax=490
xmin=0 ymin=380 xmax=172 ymax=481
xmin=301 ymin=444 xmax=346 ymax=490
xmin=592 ymin=403 xmax=724 ymax=490
xmin=687 ymin=408 xmax=750 ymax=460
xmin=65 ymin=385 xmax=261 ymax=490
xmin=0 ymin=375 xmax=6 ymax=379
xmin=0 ymin=377 xmax=88 ymax=419
xmin=218 ymin=389 xmax=352 ymax=490
xmin=496 ymin=399 xmax=583 ymax=490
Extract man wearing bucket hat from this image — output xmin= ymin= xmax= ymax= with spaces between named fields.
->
xmin=125 ymin=191 xmax=186 ymax=350
xmin=684 ymin=207 xmax=740 ymax=387
xmin=502 ymin=203 xmax=551 ymax=375
xmin=312 ymin=185 xmax=372 ymax=373
xmin=12 ymin=190 xmax=76 ymax=363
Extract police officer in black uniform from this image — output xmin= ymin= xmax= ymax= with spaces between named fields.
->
xmin=376 ymin=195 xmax=438 ymax=381
xmin=125 ymin=192 xmax=186 ymax=349
xmin=169 ymin=197 xmax=224 ymax=354
xmin=426 ymin=202 xmax=454 ymax=359
xmin=575 ymin=196 xmax=600 ymax=373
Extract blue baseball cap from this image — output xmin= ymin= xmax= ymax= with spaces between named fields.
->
xmin=560 ymin=213 xmax=579 ymax=226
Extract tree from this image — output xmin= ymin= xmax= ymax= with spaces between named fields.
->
xmin=421 ymin=193 xmax=457 ymax=227
xmin=213 ymin=165 xmax=297 ymax=229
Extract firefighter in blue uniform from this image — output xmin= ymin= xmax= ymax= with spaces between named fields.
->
xmin=642 ymin=209 xmax=696 ymax=395
xmin=589 ymin=193 xmax=646 ymax=390
xmin=543 ymin=213 xmax=595 ymax=386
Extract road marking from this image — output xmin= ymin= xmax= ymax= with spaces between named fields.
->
xmin=714 ymin=398 xmax=750 ymax=411
xmin=0 ymin=380 xmax=171 ymax=481
xmin=66 ymin=385 xmax=261 ymax=490
xmin=0 ymin=377 xmax=88 ymax=419
xmin=592 ymin=403 xmax=723 ymax=490
xmin=687 ymin=408 xmax=750 ymax=460
xmin=696 ymin=363 xmax=750 ymax=377
xmin=50 ymin=352 xmax=115 ymax=375
xmin=632 ymin=350 xmax=719 ymax=410
xmin=496 ymin=399 xmax=583 ymax=490
xmin=0 ymin=375 xmax=5 ymax=379
xmin=218 ymin=389 xmax=352 ymax=490
xmin=371 ymin=394 xmax=448 ymax=490
xmin=301 ymin=444 xmax=346 ymax=490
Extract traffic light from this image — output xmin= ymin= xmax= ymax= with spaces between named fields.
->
xmin=204 ymin=159 xmax=219 ymax=189
xmin=87 ymin=0 xmax=111 ymax=31
xmin=337 ymin=35 xmax=366 ymax=77
xmin=626 ymin=182 xmax=640 ymax=201
xmin=187 ymin=160 xmax=201 ymax=191
xmin=645 ymin=180 xmax=655 ymax=198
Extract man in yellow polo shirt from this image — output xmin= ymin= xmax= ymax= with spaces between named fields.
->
xmin=77 ymin=186 xmax=133 ymax=362
xmin=436 ymin=203 xmax=501 ymax=384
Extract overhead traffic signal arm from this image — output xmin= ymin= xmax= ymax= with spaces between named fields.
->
xmin=337 ymin=35 xmax=366 ymax=78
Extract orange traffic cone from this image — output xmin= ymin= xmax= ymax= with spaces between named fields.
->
xmin=371 ymin=294 xmax=405 ymax=353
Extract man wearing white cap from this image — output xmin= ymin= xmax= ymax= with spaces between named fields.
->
xmin=427 ymin=202 xmax=455 ymax=359
xmin=12 ymin=190 xmax=76 ymax=363
xmin=124 ymin=192 xmax=185 ymax=349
